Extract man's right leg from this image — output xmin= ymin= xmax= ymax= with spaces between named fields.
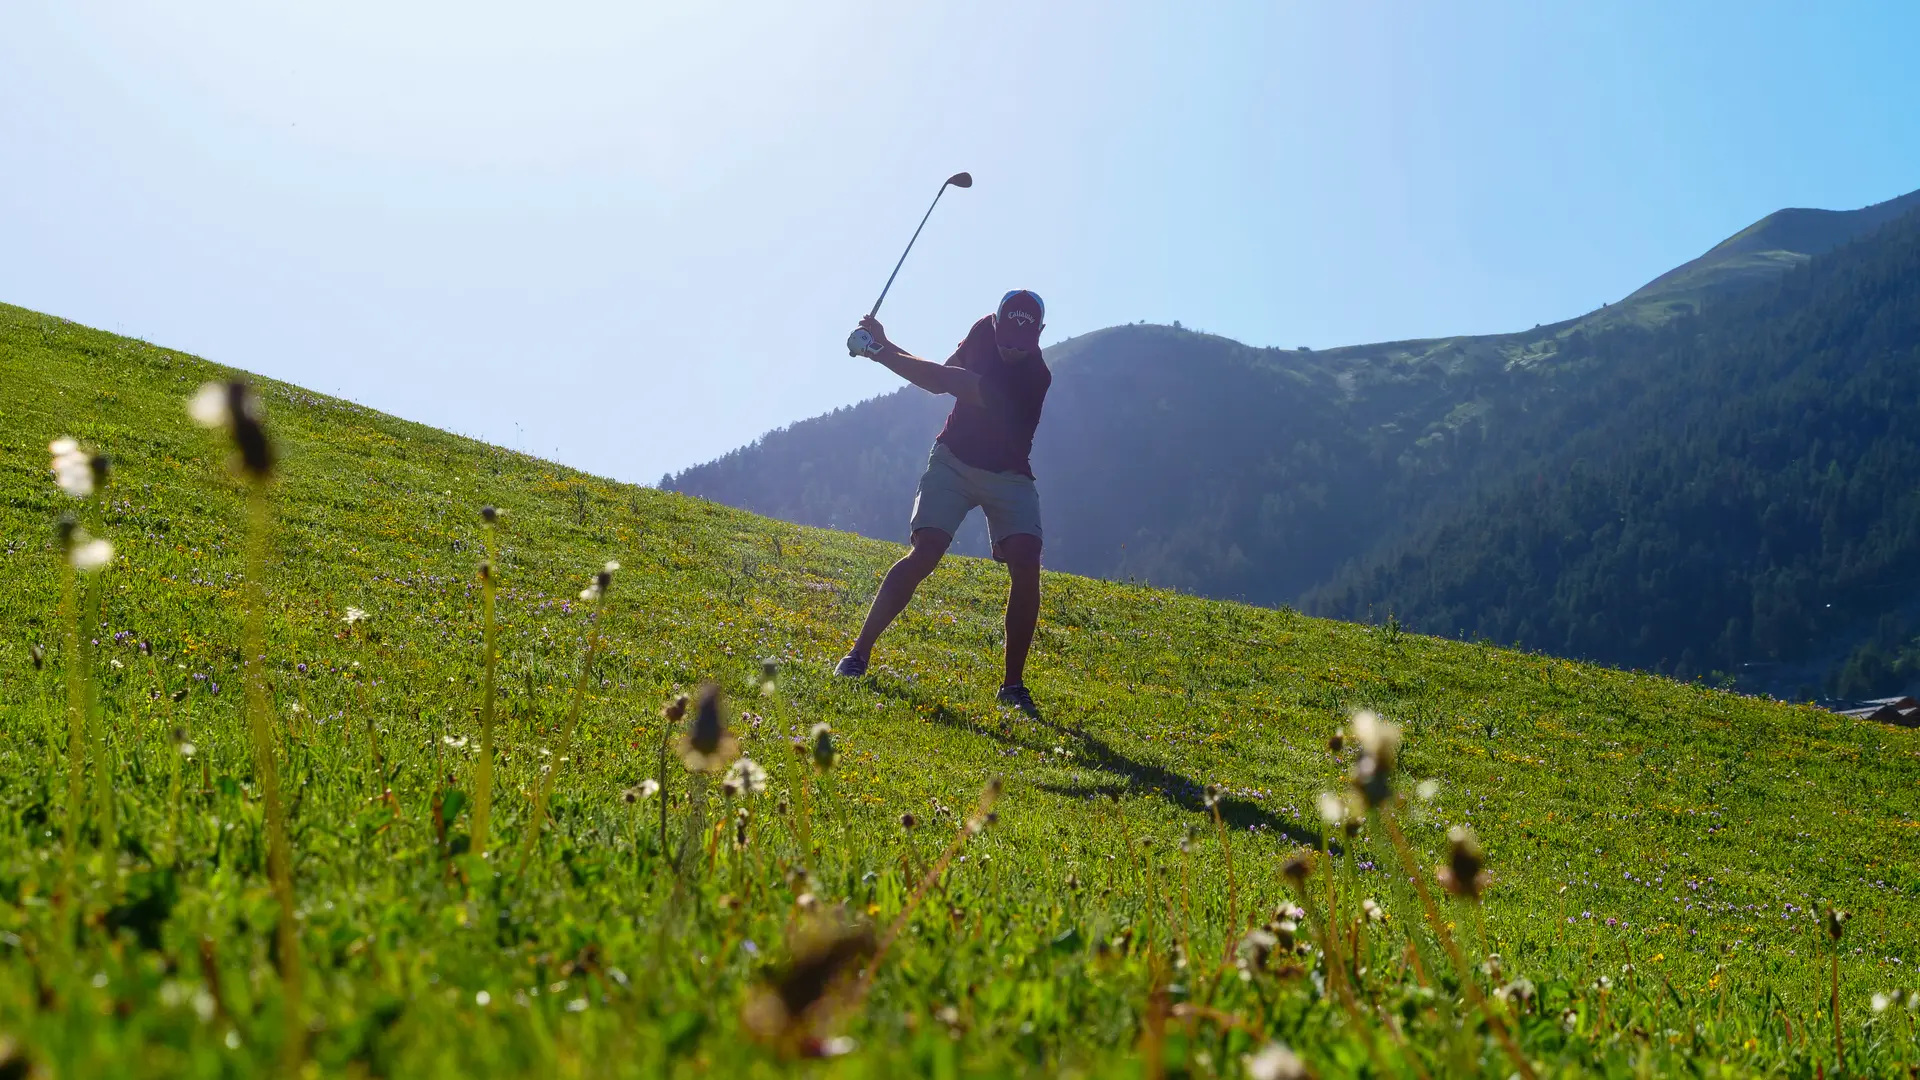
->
xmin=839 ymin=528 xmax=952 ymax=672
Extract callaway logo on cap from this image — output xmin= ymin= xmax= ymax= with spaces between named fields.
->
xmin=994 ymin=289 xmax=1045 ymax=352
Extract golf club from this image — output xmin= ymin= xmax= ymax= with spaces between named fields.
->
xmin=848 ymin=171 xmax=972 ymax=356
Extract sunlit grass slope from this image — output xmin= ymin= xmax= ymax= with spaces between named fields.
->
xmin=1 ymin=300 xmax=1917 ymax=1077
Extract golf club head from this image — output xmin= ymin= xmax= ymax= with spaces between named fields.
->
xmin=946 ymin=172 xmax=973 ymax=189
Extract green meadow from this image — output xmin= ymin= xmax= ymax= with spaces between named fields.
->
xmin=1 ymin=299 xmax=1917 ymax=1077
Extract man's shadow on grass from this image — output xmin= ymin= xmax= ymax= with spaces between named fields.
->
xmin=860 ymin=675 xmax=1323 ymax=850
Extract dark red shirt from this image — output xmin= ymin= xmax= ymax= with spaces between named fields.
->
xmin=935 ymin=315 xmax=1052 ymax=477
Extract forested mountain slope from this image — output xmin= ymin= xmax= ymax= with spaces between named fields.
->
xmin=1310 ymin=207 xmax=1920 ymax=694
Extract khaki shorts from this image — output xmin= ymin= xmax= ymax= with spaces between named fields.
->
xmin=910 ymin=442 xmax=1043 ymax=546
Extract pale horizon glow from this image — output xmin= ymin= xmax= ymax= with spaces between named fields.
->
xmin=4 ymin=2 xmax=1918 ymax=482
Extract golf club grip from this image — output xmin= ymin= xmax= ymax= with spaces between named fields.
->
xmin=870 ymin=183 xmax=951 ymax=317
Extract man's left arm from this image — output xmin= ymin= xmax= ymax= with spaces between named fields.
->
xmin=857 ymin=316 xmax=985 ymax=406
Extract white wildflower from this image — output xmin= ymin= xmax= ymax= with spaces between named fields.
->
xmin=70 ymin=537 xmax=114 ymax=572
xmin=343 ymin=607 xmax=369 ymax=625
xmin=1243 ymin=1042 xmax=1306 ymax=1080
xmin=188 ymin=382 xmax=231 ymax=427
xmin=723 ymin=757 xmax=768 ymax=797
xmin=1350 ymin=710 xmax=1401 ymax=767
xmin=49 ymin=437 xmax=94 ymax=497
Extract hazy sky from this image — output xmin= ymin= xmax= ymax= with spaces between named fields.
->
xmin=6 ymin=2 xmax=1919 ymax=483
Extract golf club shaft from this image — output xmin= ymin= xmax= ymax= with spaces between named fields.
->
xmin=870 ymin=183 xmax=953 ymax=318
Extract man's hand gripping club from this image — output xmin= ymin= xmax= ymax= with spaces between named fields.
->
xmin=847 ymin=315 xmax=985 ymax=407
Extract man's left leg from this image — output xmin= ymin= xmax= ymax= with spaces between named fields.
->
xmin=992 ymin=532 xmax=1042 ymax=716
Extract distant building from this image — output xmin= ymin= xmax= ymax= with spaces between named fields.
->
xmin=1835 ymin=696 xmax=1920 ymax=726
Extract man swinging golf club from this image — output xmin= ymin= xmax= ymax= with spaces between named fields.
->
xmin=834 ymin=290 xmax=1052 ymax=718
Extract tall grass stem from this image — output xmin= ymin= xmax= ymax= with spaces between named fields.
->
xmin=471 ymin=538 xmax=500 ymax=858
xmin=519 ymin=599 xmax=606 ymax=867
xmin=59 ymin=563 xmax=84 ymax=899
xmin=83 ymin=572 xmax=114 ymax=845
xmin=1380 ymin=804 xmax=1534 ymax=1080
xmin=243 ymin=487 xmax=302 ymax=1069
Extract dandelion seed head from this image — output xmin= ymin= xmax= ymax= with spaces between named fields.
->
xmin=343 ymin=607 xmax=369 ymax=625
xmin=899 ymin=812 xmax=917 ymax=830
xmin=1362 ymin=898 xmax=1385 ymax=923
xmin=1236 ymin=928 xmax=1278 ymax=974
xmin=1346 ymin=711 xmax=1403 ymax=809
xmin=49 ymin=437 xmax=95 ymax=497
xmin=1826 ymin=907 xmax=1849 ymax=941
xmin=188 ymin=383 xmax=231 ymax=428
xmin=678 ymin=682 xmax=739 ymax=772
xmin=70 ymin=537 xmax=114 ymax=572
xmin=480 ymin=505 xmax=500 ymax=524
xmin=810 ymin=723 xmax=835 ymax=771
xmin=740 ymin=915 xmax=876 ymax=1055
xmin=1316 ymin=791 xmax=1346 ymax=827
xmin=1438 ymin=825 xmax=1488 ymax=901
xmin=1203 ymin=783 xmax=1224 ymax=810
xmin=724 ymin=758 xmax=768 ymax=797
xmin=1242 ymin=1042 xmax=1306 ymax=1080
xmin=1416 ymin=778 xmax=1441 ymax=801
xmin=1282 ymin=849 xmax=1314 ymax=884
xmin=192 ymin=381 xmax=273 ymax=478
xmin=1349 ymin=710 xmax=1400 ymax=767
xmin=1495 ymin=978 xmax=1537 ymax=1008
xmin=1269 ymin=918 xmax=1298 ymax=950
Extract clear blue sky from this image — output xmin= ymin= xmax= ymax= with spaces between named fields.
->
xmin=5 ymin=2 xmax=1918 ymax=483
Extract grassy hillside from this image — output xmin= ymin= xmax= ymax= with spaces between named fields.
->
xmin=1620 ymin=186 xmax=1920 ymax=317
xmin=2 ymin=301 xmax=1918 ymax=1077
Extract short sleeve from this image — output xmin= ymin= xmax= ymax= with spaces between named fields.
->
xmin=946 ymin=316 xmax=996 ymax=368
